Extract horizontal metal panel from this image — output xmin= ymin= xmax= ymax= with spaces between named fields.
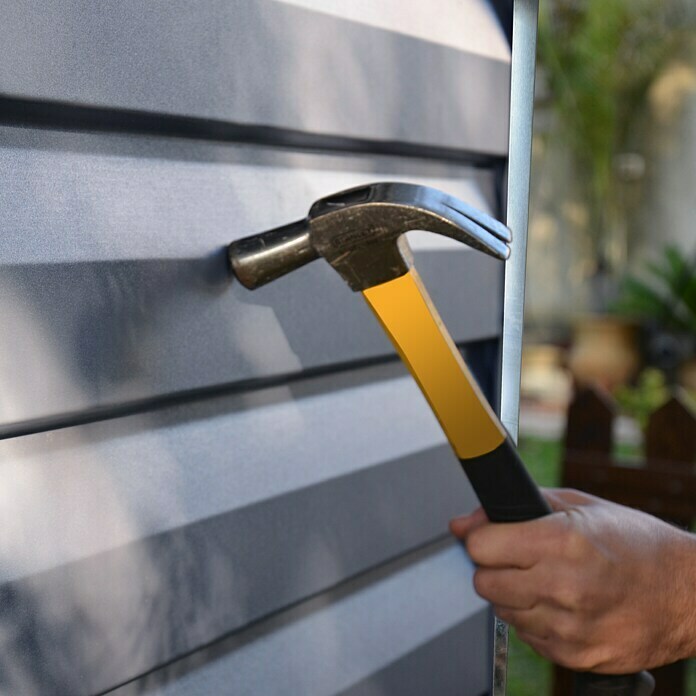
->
xmin=0 ymin=363 xmax=465 ymax=579
xmin=110 ymin=541 xmax=489 ymax=696
xmin=338 ymin=621 xmax=489 ymax=696
xmin=0 ymin=127 xmax=503 ymax=433
xmin=0 ymin=363 xmax=482 ymax=694
xmin=0 ymin=0 xmax=510 ymax=154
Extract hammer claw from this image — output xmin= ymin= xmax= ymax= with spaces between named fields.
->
xmin=430 ymin=200 xmax=511 ymax=261
xmin=440 ymin=194 xmax=512 ymax=244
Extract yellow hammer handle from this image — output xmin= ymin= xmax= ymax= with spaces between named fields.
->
xmin=363 ymin=268 xmax=506 ymax=460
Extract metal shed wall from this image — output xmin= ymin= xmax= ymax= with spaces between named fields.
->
xmin=0 ymin=2 xmax=511 ymax=694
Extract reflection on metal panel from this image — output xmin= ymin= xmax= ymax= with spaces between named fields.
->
xmin=111 ymin=542 xmax=488 ymax=696
xmin=0 ymin=0 xmax=510 ymax=153
xmin=0 ymin=128 xmax=502 ymax=431
xmin=273 ymin=0 xmax=510 ymax=59
xmin=0 ymin=364 xmax=481 ymax=694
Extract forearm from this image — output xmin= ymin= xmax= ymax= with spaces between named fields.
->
xmin=667 ymin=528 xmax=696 ymax=662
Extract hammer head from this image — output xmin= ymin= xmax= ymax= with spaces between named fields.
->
xmin=229 ymin=182 xmax=512 ymax=291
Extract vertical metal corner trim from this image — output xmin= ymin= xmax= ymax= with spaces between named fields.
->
xmin=497 ymin=0 xmax=540 ymax=694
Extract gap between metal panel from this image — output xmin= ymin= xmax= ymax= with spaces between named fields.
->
xmin=98 ymin=535 xmax=458 ymax=696
xmin=490 ymin=0 xmax=514 ymax=45
xmin=0 ymin=338 xmax=499 ymax=442
xmin=0 ymin=95 xmax=507 ymax=169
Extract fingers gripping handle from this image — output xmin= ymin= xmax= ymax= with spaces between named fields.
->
xmin=462 ymin=441 xmax=654 ymax=695
xmin=461 ymin=438 xmax=654 ymax=696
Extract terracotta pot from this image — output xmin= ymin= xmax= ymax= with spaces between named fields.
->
xmin=568 ymin=315 xmax=640 ymax=392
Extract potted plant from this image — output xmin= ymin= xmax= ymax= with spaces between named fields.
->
xmin=613 ymin=244 xmax=696 ymax=388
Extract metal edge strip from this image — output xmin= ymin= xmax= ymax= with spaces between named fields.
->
xmin=497 ymin=0 xmax=540 ymax=694
xmin=0 ymin=96 xmax=506 ymax=170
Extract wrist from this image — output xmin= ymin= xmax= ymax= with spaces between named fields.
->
xmin=665 ymin=529 xmax=696 ymax=661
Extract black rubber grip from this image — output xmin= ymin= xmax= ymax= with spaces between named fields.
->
xmin=459 ymin=436 xmax=552 ymax=522
xmin=574 ymin=671 xmax=655 ymax=696
xmin=459 ymin=436 xmax=654 ymax=696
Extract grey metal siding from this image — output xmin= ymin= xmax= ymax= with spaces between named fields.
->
xmin=0 ymin=2 xmax=511 ymax=694
xmin=0 ymin=0 xmax=510 ymax=154
xmin=0 ymin=362 xmax=488 ymax=694
xmin=110 ymin=541 xmax=489 ymax=696
xmin=0 ymin=127 xmax=502 ymax=434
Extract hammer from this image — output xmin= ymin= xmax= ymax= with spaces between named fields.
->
xmin=228 ymin=182 xmax=654 ymax=696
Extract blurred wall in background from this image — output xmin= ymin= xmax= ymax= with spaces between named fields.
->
xmin=525 ymin=36 xmax=696 ymax=334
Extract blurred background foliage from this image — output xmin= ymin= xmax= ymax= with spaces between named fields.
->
xmin=515 ymin=2 xmax=696 ymax=693
xmin=613 ymin=245 xmax=696 ymax=335
xmin=527 ymin=0 xmax=696 ymax=323
xmin=537 ymin=0 xmax=690 ymax=287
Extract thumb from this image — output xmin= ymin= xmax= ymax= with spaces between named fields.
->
xmin=449 ymin=506 xmax=489 ymax=539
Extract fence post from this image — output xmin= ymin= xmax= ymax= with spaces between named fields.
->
xmin=563 ymin=386 xmax=614 ymax=456
xmin=645 ymin=395 xmax=696 ymax=469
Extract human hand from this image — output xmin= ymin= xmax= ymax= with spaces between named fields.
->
xmin=450 ymin=488 xmax=696 ymax=673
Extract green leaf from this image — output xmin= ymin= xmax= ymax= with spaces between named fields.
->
xmin=614 ymin=246 xmax=696 ymax=334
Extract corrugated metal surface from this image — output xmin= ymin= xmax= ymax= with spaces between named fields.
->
xmin=0 ymin=2 xmax=511 ymax=694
